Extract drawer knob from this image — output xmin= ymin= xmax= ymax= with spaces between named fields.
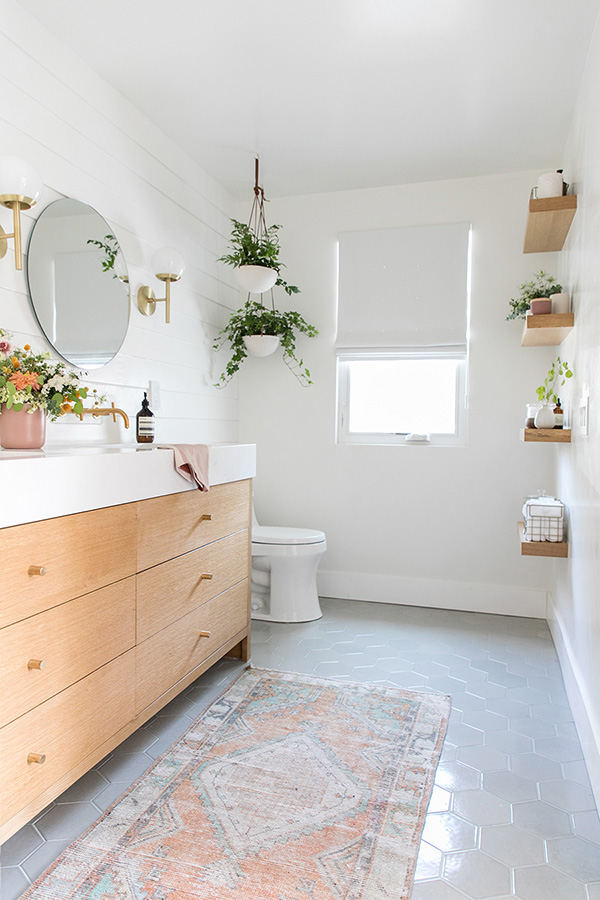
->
xmin=28 ymin=566 xmax=46 ymax=576
xmin=200 ymin=573 xmax=213 ymax=581
xmin=27 ymin=659 xmax=46 ymax=670
xmin=200 ymin=514 xmax=212 ymax=522
xmin=197 ymin=630 xmax=211 ymax=638
xmin=27 ymin=753 xmax=46 ymax=764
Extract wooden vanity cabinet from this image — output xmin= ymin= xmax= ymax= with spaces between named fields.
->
xmin=0 ymin=478 xmax=251 ymax=843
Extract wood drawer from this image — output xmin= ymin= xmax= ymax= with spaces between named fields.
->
xmin=0 ymin=577 xmax=136 ymax=728
xmin=135 ymin=580 xmax=249 ymax=714
xmin=0 ymin=650 xmax=135 ymax=827
xmin=0 ymin=503 xmax=137 ymax=627
xmin=136 ymin=479 xmax=251 ymax=570
xmin=137 ymin=531 xmax=249 ymax=643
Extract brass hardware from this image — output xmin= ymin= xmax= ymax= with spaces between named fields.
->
xmin=197 ymin=631 xmax=211 ymax=638
xmin=200 ymin=573 xmax=213 ymax=581
xmin=0 ymin=195 xmax=36 ymax=271
xmin=137 ymin=269 xmax=183 ymax=325
xmin=28 ymin=565 xmax=46 ymax=576
xmin=76 ymin=403 xmax=130 ymax=429
xmin=27 ymin=753 xmax=46 ymax=764
xmin=27 ymin=659 xmax=46 ymax=670
xmin=200 ymin=514 xmax=212 ymax=522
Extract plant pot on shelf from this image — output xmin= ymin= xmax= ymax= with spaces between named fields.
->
xmin=529 ymin=298 xmax=552 ymax=315
xmin=0 ymin=404 xmax=46 ymax=450
xmin=234 ymin=265 xmax=278 ymax=294
xmin=242 ymin=334 xmax=280 ymax=357
xmin=534 ymin=402 xmax=556 ymax=429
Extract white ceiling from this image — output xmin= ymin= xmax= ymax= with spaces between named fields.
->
xmin=16 ymin=0 xmax=600 ymax=199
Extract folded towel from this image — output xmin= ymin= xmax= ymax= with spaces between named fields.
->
xmin=159 ymin=444 xmax=210 ymax=492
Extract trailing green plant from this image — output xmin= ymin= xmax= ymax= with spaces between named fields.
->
xmin=536 ymin=356 xmax=573 ymax=403
xmin=87 ymin=234 xmax=120 ymax=276
xmin=506 ymin=271 xmax=563 ymax=320
xmin=218 ymin=219 xmax=300 ymax=296
xmin=213 ymin=299 xmax=318 ymax=387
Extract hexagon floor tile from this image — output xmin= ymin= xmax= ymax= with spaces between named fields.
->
xmin=1 ymin=597 xmax=599 ymax=900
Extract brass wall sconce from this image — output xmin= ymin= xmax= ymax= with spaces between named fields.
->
xmin=0 ymin=156 xmax=43 ymax=271
xmin=137 ymin=247 xmax=185 ymax=324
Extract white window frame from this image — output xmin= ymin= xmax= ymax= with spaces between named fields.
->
xmin=336 ymin=349 xmax=468 ymax=447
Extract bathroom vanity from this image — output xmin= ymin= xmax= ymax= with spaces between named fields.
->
xmin=0 ymin=443 xmax=255 ymax=843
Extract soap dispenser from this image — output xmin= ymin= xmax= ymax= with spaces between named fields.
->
xmin=136 ymin=392 xmax=155 ymax=443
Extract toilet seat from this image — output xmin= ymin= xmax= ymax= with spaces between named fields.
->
xmin=252 ymin=525 xmax=326 ymax=545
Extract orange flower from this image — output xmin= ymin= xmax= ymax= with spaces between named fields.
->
xmin=23 ymin=344 xmax=30 ymax=351
xmin=60 ymin=402 xmax=72 ymax=414
xmin=11 ymin=357 xmax=19 ymax=368
xmin=9 ymin=371 xmax=41 ymax=391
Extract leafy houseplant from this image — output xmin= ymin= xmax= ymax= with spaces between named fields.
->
xmin=218 ymin=219 xmax=299 ymax=296
xmin=213 ymin=300 xmax=318 ymax=387
xmin=506 ymin=271 xmax=563 ymax=320
xmin=536 ymin=357 xmax=573 ymax=403
xmin=0 ymin=328 xmax=99 ymax=419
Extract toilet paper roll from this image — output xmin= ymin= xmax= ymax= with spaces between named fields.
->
xmin=537 ymin=172 xmax=563 ymax=198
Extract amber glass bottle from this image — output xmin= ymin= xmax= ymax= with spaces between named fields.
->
xmin=136 ymin=392 xmax=155 ymax=443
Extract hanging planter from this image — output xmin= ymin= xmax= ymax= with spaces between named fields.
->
xmin=235 ymin=265 xmax=278 ymax=294
xmin=214 ymin=158 xmax=317 ymax=387
xmin=242 ymin=334 xmax=280 ymax=357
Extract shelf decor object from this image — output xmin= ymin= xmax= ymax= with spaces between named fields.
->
xmin=523 ymin=195 xmax=577 ymax=253
xmin=518 ymin=523 xmax=568 ymax=557
xmin=521 ymin=428 xmax=571 ymax=443
xmin=0 ymin=156 xmax=43 ymax=271
xmin=521 ymin=313 xmax=574 ymax=347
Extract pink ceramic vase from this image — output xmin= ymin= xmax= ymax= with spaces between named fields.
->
xmin=0 ymin=404 xmax=47 ymax=450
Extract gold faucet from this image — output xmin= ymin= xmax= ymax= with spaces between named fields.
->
xmin=77 ymin=402 xmax=130 ymax=429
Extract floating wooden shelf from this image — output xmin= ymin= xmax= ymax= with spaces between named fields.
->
xmin=521 ymin=428 xmax=571 ymax=443
xmin=518 ymin=523 xmax=568 ymax=557
xmin=523 ymin=195 xmax=577 ymax=253
xmin=521 ymin=313 xmax=574 ymax=347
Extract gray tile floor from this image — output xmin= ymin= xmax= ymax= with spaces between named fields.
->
xmin=2 ymin=597 xmax=600 ymax=900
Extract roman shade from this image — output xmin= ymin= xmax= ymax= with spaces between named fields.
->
xmin=336 ymin=222 xmax=471 ymax=352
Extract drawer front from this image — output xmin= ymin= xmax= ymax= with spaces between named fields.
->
xmin=0 ymin=503 xmax=137 ymax=627
xmin=0 ymin=577 xmax=136 ymax=728
xmin=0 ymin=650 xmax=135 ymax=827
xmin=137 ymin=531 xmax=249 ymax=643
xmin=136 ymin=479 xmax=251 ymax=570
xmin=136 ymin=580 xmax=249 ymax=714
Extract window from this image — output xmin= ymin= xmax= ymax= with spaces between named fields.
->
xmin=336 ymin=222 xmax=471 ymax=446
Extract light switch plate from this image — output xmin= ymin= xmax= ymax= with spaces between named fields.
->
xmin=148 ymin=380 xmax=161 ymax=410
xmin=578 ymin=396 xmax=589 ymax=435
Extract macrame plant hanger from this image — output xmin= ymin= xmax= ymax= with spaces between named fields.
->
xmin=248 ymin=156 xmax=277 ymax=314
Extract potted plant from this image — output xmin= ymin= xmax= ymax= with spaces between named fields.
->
xmin=506 ymin=271 xmax=563 ymax=320
xmin=213 ymin=299 xmax=318 ymax=387
xmin=534 ymin=356 xmax=573 ymax=428
xmin=0 ymin=329 xmax=102 ymax=448
xmin=218 ymin=219 xmax=300 ymax=296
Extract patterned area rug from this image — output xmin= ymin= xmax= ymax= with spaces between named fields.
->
xmin=23 ymin=668 xmax=450 ymax=900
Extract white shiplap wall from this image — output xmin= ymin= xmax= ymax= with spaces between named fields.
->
xmin=0 ymin=0 xmax=241 ymax=446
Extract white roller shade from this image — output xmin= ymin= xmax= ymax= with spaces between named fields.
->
xmin=337 ymin=222 xmax=471 ymax=352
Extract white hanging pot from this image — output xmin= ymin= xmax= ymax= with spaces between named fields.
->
xmin=242 ymin=334 xmax=280 ymax=357
xmin=234 ymin=265 xmax=278 ymax=294
xmin=534 ymin=402 xmax=556 ymax=429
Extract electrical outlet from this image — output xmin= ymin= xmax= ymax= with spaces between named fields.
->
xmin=148 ymin=380 xmax=161 ymax=410
xmin=578 ymin=396 xmax=589 ymax=435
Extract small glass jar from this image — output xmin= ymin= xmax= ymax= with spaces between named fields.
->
xmin=525 ymin=403 xmax=540 ymax=429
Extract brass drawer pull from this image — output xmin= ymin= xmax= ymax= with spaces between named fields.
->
xmin=27 ymin=659 xmax=46 ymax=670
xmin=27 ymin=753 xmax=46 ymax=764
xmin=197 ymin=630 xmax=211 ymax=638
xmin=200 ymin=514 xmax=212 ymax=522
xmin=200 ymin=573 xmax=213 ymax=581
xmin=28 ymin=566 xmax=46 ymax=576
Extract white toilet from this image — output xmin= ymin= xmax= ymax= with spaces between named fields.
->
xmin=251 ymin=506 xmax=326 ymax=623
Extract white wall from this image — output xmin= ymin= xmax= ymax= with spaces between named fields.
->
xmin=550 ymin=9 xmax=600 ymax=806
xmin=0 ymin=0 xmax=240 ymax=447
xmin=239 ymin=171 xmax=564 ymax=618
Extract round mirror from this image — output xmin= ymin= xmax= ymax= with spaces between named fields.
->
xmin=26 ymin=198 xmax=130 ymax=369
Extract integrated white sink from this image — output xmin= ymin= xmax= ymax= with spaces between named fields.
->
xmin=0 ymin=443 xmax=256 ymax=528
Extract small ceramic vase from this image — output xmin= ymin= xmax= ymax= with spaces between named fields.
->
xmin=534 ymin=402 xmax=556 ymax=429
xmin=0 ymin=404 xmax=47 ymax=450
xmin=530 ymin=299 xmax=552 ymax=315
xmin=551 ymin=293 xmax=570 ymax=314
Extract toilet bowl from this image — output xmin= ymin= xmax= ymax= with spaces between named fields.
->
xmin=251 ymin=508 xmax=326 ymax=623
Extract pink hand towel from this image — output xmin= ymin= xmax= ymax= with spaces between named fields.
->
xmin=160 ymin=444 xmax=210 ymax=492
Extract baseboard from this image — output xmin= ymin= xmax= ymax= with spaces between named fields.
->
xmin=547 ymin=594 xmax=600 ymax=810
xmin=317 ymin=570 xmax=548 ymax=619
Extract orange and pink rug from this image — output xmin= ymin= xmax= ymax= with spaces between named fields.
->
xmin=23 ymin=668 xmax=450 ymax=899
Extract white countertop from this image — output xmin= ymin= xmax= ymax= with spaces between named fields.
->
xmin=0 ymin=443 xmax=256 ymax=528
